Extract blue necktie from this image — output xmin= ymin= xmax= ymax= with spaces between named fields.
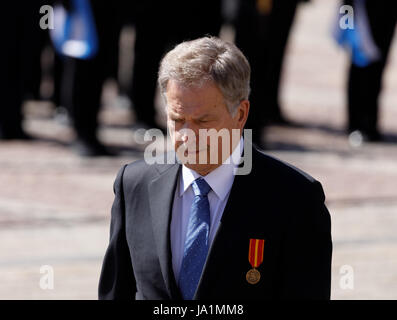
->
xmin=179 ymin=178 xmax=211 ymax=300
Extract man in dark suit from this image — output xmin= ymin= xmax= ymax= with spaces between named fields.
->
xmin=98 ymin=36 xmax=332 ymax=300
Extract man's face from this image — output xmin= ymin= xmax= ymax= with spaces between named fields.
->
xmin=166 ymin=80 xmax=249 ymax=176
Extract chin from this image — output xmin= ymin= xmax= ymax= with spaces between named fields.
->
xmin=186 ymin=164 xmax=213 ymax=176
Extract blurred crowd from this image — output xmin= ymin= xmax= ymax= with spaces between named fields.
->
xmin=1 ymin=0 xmax=396 ymax=156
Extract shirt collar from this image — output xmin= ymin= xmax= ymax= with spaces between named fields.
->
xmin=180 ymin=136 xmax=243 ymax=200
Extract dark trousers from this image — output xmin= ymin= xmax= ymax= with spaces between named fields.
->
xmin=234 ymin=0 xmax=299 ymax=135
xmin=60 ymin=1 xmax=121 ymax=144
xmin=347 ymin=1 xmax=397 ymax=135
xmin=0 ymin=1 xmax=47 ymax=138
xmin=128 ymin=1 xmax=223 ymax=127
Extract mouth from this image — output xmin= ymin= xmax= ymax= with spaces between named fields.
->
xmin=185 ymin=148 xmax=208 ymax=155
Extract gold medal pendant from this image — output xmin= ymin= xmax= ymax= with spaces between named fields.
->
xmin=246 ymin=268 xmax=261 ymax=285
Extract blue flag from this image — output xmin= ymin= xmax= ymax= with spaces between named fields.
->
xmin=333 ymin=0 xmax=380 ymax=67
xmin=50 ymin=0 xmax=98 ymax=59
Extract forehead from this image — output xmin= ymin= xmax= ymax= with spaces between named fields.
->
xmin=165 ymin=80 xmax=226 ymax=116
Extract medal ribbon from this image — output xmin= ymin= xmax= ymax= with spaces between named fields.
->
xmin=248 ymin=239 xmax=265 ymax=268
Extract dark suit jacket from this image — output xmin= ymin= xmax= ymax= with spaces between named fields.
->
xmin=98 ymin=145 xmax=332 ymax=300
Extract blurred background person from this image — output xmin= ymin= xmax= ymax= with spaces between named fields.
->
xmin=52 ymin=0 xmax=223 ymax=156
xmin=52 ymin=0 xmax=122 ymax=156
xmin=125 ymin=0 xmax=223 ymax=132
xmin=232 ymin=0 xmax=310 ymax=147
xmin=345 ymin=0 xmax=397 ymax=143
xmin=0 ymin=1 xmax=47 ymax=140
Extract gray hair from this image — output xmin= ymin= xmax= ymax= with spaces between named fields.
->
xmin=158 ymin=36 xmax=251 ymax=115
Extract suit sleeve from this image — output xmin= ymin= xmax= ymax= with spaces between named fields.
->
xmin=98 ymin=165 xmax=137 ymax=300
xmin=278 ymin=180 xmax=333 ymax=300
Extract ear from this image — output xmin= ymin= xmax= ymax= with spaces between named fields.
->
xmin=235 ymin=100 xmax=250 ymax=130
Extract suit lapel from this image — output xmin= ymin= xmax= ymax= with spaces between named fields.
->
xmin=148 ymin=163 xmax=182 ymax=300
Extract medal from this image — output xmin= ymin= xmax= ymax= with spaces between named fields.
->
xmin=246 ymin=268 xmax=261 ymax=284
xmin=247 ymin=239 xmax=265 ymax=284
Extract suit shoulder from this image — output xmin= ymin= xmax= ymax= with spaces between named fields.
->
xmin=252 ymin=148 xmax=327 ymax=213
xmin=125 ymin=157 xmax=154 ymax=175
xmin=254 ymin=147 xmax=315 ymax=180
xmin=121 ymin=158 xmax=157 ymax=184
xmin=119 ymin=155 xmax=179 ymax=190
xmin=253 ymin=147 xmax=324 ymax=198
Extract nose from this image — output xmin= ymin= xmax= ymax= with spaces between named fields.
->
xmin=180 ymin=121 xmax=198 ymax=137
xmin=181 ymin=134 xmax=189 ymax=143
xmin=178 ymin=124 xmax=199 ymax=148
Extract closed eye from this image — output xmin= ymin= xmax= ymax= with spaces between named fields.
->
xmin=197 ymin=118 xmax=214 ymax=124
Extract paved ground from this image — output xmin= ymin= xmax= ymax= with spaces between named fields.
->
xmin=1 ymin=0 xmax=397 ymax=299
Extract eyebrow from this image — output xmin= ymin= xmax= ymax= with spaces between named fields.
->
xmin=168 ymin=112 xmax=213 ymax=120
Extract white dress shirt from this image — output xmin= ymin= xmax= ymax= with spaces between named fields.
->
xmin=170 ymin=137 xmax=243 ymax=282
